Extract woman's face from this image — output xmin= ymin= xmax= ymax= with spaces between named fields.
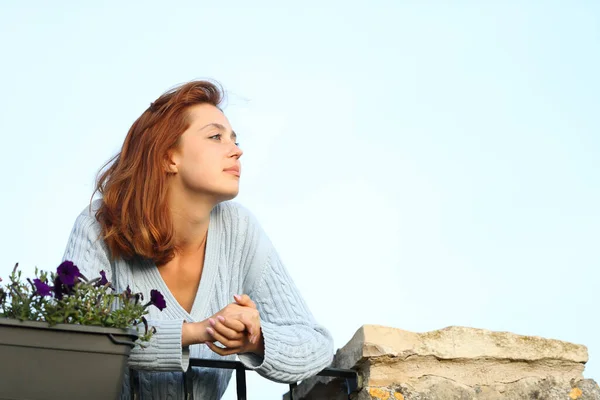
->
xmin=168 ymin=103 xmax=243 ymax=202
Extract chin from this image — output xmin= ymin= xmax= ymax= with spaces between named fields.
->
xmin=216 ymin=187 xmax=240 ymax=202
xmin=201 ymin=180 xmax=240 ymax=204
xmin=224 ymin=191 xmax=239 ymax=201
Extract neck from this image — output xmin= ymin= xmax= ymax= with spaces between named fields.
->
xmin=168 ymin=186 xmax=216 ymax=254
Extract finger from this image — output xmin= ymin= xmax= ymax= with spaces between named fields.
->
xmin=233 ymin=294 xmax=256 ymax=309
xmin=205 ymin=341 xmax=242 ymax=356
xmin=209 ymin=318 xmax=245 ymax=340
xmin=216 ymin=315 xmax=246 ymax=333
xmin=206 ymin=326 xmax=244 ymax=348
xmin=240 ymin=313 xmax=261 ymax=342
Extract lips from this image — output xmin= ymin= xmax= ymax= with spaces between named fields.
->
xmin=223 ymin=165 xmax=241 ymax=177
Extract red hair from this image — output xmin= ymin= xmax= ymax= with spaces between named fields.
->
xmin=93 ymin=80 xmax=224 ymax=264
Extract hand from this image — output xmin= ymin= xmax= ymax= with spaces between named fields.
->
xmin=180 ymin=302 xmax=250 ymax=347
xmin=204 ymin=294 xmax=264 ymax=356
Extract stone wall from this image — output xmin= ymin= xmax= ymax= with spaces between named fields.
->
xmin=286 ymin=325 xmax=599 ymax=400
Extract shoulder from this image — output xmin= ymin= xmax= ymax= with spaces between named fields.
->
xmin=214 ymin=200 xmax=254 ymax=218
xmin=69 ymin=199 xmax=103 ymax=238
xmin=214 ymin=202 xmax=275 ymax=290
xmin=213 ymin=201 xmax=272 ymax=251
xmin=213 ymin=201 xmax=261 ymax=232
xmin=63 ymin=200 xmax=112 ymax=269
xmin=77 ymin=199 xmax=102 ymax=219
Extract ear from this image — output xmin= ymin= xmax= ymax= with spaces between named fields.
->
xmin=165 ymin=150 xmax=179 ymax=174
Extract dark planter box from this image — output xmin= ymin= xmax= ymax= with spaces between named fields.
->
xmin=0 ymin=318 xmax=138 ymax=400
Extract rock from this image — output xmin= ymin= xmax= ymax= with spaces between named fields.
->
xmin=285 ymin=325 xmax=598 ymax=400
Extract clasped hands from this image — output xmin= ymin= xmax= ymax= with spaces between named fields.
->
xmin=182 ymin=294 xmax=264 ymax=356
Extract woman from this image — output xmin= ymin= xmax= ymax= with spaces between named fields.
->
xmin=62 ymin=80 xmax=334 ymax=399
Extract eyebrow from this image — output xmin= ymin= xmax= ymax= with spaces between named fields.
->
xmin=200 ymin=123 xmax=237 ymax=139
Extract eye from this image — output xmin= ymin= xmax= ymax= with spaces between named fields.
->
xmin=235 ymin=142 xmax=240 ymax=147
xmin=209 ymin=134 xmax=222 ymax=140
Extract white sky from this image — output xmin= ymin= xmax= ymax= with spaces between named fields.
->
xmin=1 ymin=1 xmax=598 ymax=398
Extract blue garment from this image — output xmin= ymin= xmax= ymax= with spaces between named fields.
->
xmin=63 ymin=200 xmax=334 ymax=399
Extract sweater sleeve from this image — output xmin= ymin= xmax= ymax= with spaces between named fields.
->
xmin=232 ymin=205 xmax=334 ymax=383
xmin=62 ymin=209 xmax=190 ymax=372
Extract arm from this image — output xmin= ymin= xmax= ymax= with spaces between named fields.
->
xmin=231 ymin=205 xmax=334 ymax=383
xmin=62 ymin=209 xmax=190 ymax=372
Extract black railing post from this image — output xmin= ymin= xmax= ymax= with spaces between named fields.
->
xmin=235 ymin=365 xmax=247 ymax=400
xmin=183 ymin=368 xmax=194 ymax=400
xmin=289 ymin=382 xmax=297 ymax=400
xmin=129 ymin=368 xmax=140 ymax=400
xmin=346 ymin=375 xmax=359 ymax=395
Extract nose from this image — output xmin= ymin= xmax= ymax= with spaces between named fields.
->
xmin=229 ymin=142 xmax=243 ymax=159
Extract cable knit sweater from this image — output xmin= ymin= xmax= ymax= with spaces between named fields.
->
xmin=62 ymin=200 xmax=334 ymax=400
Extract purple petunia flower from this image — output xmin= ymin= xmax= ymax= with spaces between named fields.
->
xmin=150 ymin=289 xmax=166 ymax=311
xmin=97 ymin=270 xmax=108 ymax=286
xmin=53 ymin=276 xmax=64 ymax=300
xmin=33 ymin=279 xmax=53 ymax=297
xmin=56 ymin=261 xmax=81 ymax=286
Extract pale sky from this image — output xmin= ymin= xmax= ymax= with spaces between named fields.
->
xmin=1 ymin=1 xmax=598 ymax=398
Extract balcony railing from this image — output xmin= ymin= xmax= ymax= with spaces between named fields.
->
xmin=129 ymin=358 xmax=359 ymax=400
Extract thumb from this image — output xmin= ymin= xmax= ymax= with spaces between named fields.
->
xmin=233 ymin=294 xmax=256 ymax=309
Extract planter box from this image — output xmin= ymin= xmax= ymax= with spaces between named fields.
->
xmin=0 ymin=318 xmax=138 ymax=400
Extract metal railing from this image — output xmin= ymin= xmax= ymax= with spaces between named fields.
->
xmin=130 ymin=358 xmax=359 ymax=400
